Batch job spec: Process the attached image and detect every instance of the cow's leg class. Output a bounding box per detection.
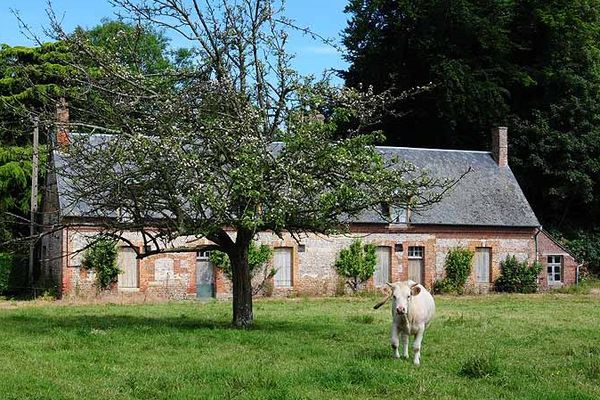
[401,332,409,359]
[413,327,424,366]
[390,323,400,359]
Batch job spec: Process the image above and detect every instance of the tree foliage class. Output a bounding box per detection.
[0,19,177,261]
[81,238,120,290]
[334,240,376,292]
[495,255,542,293]
[48,0,452,327]
[342,0,600,270]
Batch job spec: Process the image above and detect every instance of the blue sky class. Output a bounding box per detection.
[0,0,349,79]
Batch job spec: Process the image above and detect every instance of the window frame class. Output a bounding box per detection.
[408,246,424,259]
[547,255,562,284]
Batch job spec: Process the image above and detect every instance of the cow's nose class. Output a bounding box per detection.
[396,307,406,315]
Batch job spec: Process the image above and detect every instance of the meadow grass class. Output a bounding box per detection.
[0,292,599,399]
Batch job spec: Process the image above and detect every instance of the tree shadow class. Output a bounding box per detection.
[1,311,336,338]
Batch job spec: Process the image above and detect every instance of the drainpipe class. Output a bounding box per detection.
[576,263,583,286]
[534,226,542,262]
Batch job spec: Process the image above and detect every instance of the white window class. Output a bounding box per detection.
[274,248,292,288]
[391,206,407,223]
[547,255,562,284]
[196,250,211,260]
[408,246,424,259]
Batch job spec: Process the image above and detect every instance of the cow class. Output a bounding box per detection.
[374,280,435,365]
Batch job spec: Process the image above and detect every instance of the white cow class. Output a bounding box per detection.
[374,280,435,365]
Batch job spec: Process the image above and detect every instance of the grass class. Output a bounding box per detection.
[0,293,599,399]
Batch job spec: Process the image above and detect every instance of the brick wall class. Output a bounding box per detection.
[537,230,579,289]
[56,224,549,299]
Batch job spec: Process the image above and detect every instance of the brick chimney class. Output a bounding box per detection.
[491,126,508,167]
[56,98,70,148]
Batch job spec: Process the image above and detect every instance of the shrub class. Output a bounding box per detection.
[459,354,500,378]
[209,242,274,295]
[434,247,473,294]
[81,238,120,290]
[495,255,542,293]
[334,240,376,292]
[0,253,12,294]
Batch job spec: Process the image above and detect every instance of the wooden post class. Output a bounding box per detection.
[29,116,39,287]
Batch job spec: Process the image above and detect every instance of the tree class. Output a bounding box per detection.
[334,240,376,292]
[50,0,451,327]
[210,242,274,295]
[0,20,179,249]
[84,19,173,74]
[342,0,600,272]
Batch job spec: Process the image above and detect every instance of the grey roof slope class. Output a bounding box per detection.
[372,147,540,227]
[52,135,539,227]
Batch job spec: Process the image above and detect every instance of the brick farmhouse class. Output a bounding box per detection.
[39,127,580,299]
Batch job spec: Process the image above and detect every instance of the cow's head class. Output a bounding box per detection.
[387,281,421,316]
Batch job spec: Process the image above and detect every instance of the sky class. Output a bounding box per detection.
[0,0,350,79]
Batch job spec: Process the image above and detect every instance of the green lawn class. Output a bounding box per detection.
[0,293,599,399]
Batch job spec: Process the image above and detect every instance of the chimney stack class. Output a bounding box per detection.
[56,98,70,148]
[491,126,508,167]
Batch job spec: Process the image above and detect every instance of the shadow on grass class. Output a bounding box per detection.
[0,312,339,337]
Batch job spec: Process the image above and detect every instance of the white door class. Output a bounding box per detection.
[475,248,491,283]
[274,248,292,288]
[374,246,391,287]
[118,247,139,288]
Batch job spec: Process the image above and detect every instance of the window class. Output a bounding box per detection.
[382,203,407,223]
[196,250,211,260]
[408,246,424,284]
[408,246,424,259]
[547,255,562,284]
[274,248,292,288]
[475,248,491,283]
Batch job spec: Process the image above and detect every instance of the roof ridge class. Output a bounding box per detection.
[375,145,491,154]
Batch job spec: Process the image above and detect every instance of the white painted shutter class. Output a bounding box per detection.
[118,247,139,288]
[475,248,491,283]
[274,248,292,287]
[374,247,391,287]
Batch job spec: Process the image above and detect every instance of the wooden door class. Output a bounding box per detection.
[475,248,491,283]
[118,247,139,288]
[274,248,292,288]
[374,246,391,287]
[408,246,424,284]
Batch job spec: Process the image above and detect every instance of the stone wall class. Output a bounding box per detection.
[54,224,546,299]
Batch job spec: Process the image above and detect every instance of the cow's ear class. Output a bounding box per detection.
[411,284,421,297]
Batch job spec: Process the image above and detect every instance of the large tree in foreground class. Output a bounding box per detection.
[52,0,451,327]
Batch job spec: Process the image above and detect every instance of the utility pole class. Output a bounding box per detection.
[29,116,39,288]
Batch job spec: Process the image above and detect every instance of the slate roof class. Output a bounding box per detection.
[52,135,540,227]
[373,147,539,227]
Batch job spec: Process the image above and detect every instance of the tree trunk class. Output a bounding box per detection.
[229,230,254,328]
